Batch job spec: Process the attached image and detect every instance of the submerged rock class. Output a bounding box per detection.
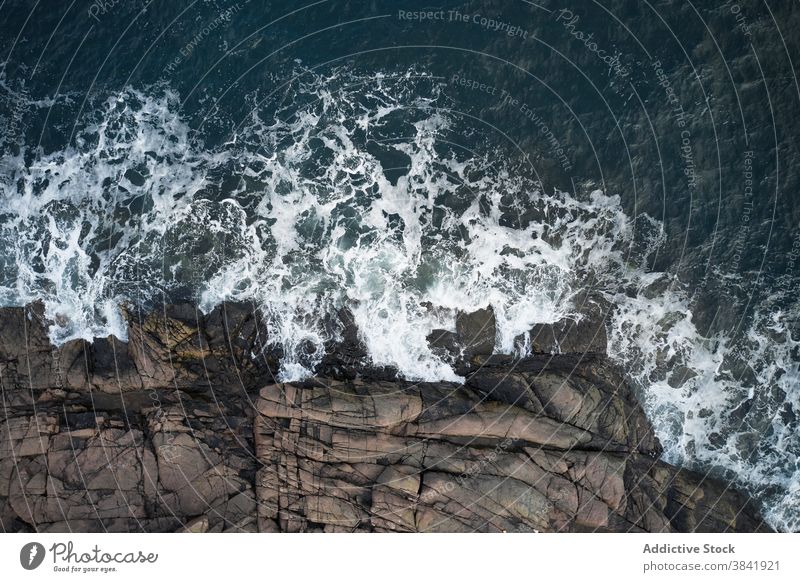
[0,304,771,532]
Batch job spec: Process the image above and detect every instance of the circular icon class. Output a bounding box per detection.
[20,542,46,570]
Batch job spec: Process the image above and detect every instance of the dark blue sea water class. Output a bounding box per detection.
[0,0,798,530]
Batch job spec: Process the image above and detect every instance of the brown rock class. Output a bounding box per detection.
[0,303,772,533]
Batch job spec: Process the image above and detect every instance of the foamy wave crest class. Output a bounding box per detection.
[608,282,800,532]
[195,71,641,381]
[0,72,639,380]
[2,69,796,530]
[0,88,226,343]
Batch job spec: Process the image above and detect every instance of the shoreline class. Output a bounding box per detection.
[0,302,771,532]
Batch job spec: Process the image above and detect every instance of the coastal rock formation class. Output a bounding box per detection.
[0,303,770,532]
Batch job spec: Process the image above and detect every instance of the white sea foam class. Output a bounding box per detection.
[0,69,797,529]
[0,88,215,343]
[193,71,638,381]
[608,283,800,532]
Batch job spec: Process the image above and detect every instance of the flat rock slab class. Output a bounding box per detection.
[0,304,771,533]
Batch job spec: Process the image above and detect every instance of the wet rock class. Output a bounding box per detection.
[90,335,142,392]
[124,303,210,389]
[0,303,771,533]
[426,305,496,363]
[465,369,543,413]
[527,293,609,355]
[0,304,90,394]
[528,318,607,355]
[456,306,496,356]
[425,329,459,360]
[202,301,273,384]
[318,308,371,379]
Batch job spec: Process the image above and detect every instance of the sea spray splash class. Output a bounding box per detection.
[195,71,645,380]
[0,88,220,343]
[1,73,636,379]
[0,69,797,530]
[608,281,800,532]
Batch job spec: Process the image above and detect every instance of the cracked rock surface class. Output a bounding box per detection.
[0,303,770,532]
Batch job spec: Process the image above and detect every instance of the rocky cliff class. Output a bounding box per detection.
[0,302,770,532]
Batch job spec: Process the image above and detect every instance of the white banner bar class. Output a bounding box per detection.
[1,533,797,581]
